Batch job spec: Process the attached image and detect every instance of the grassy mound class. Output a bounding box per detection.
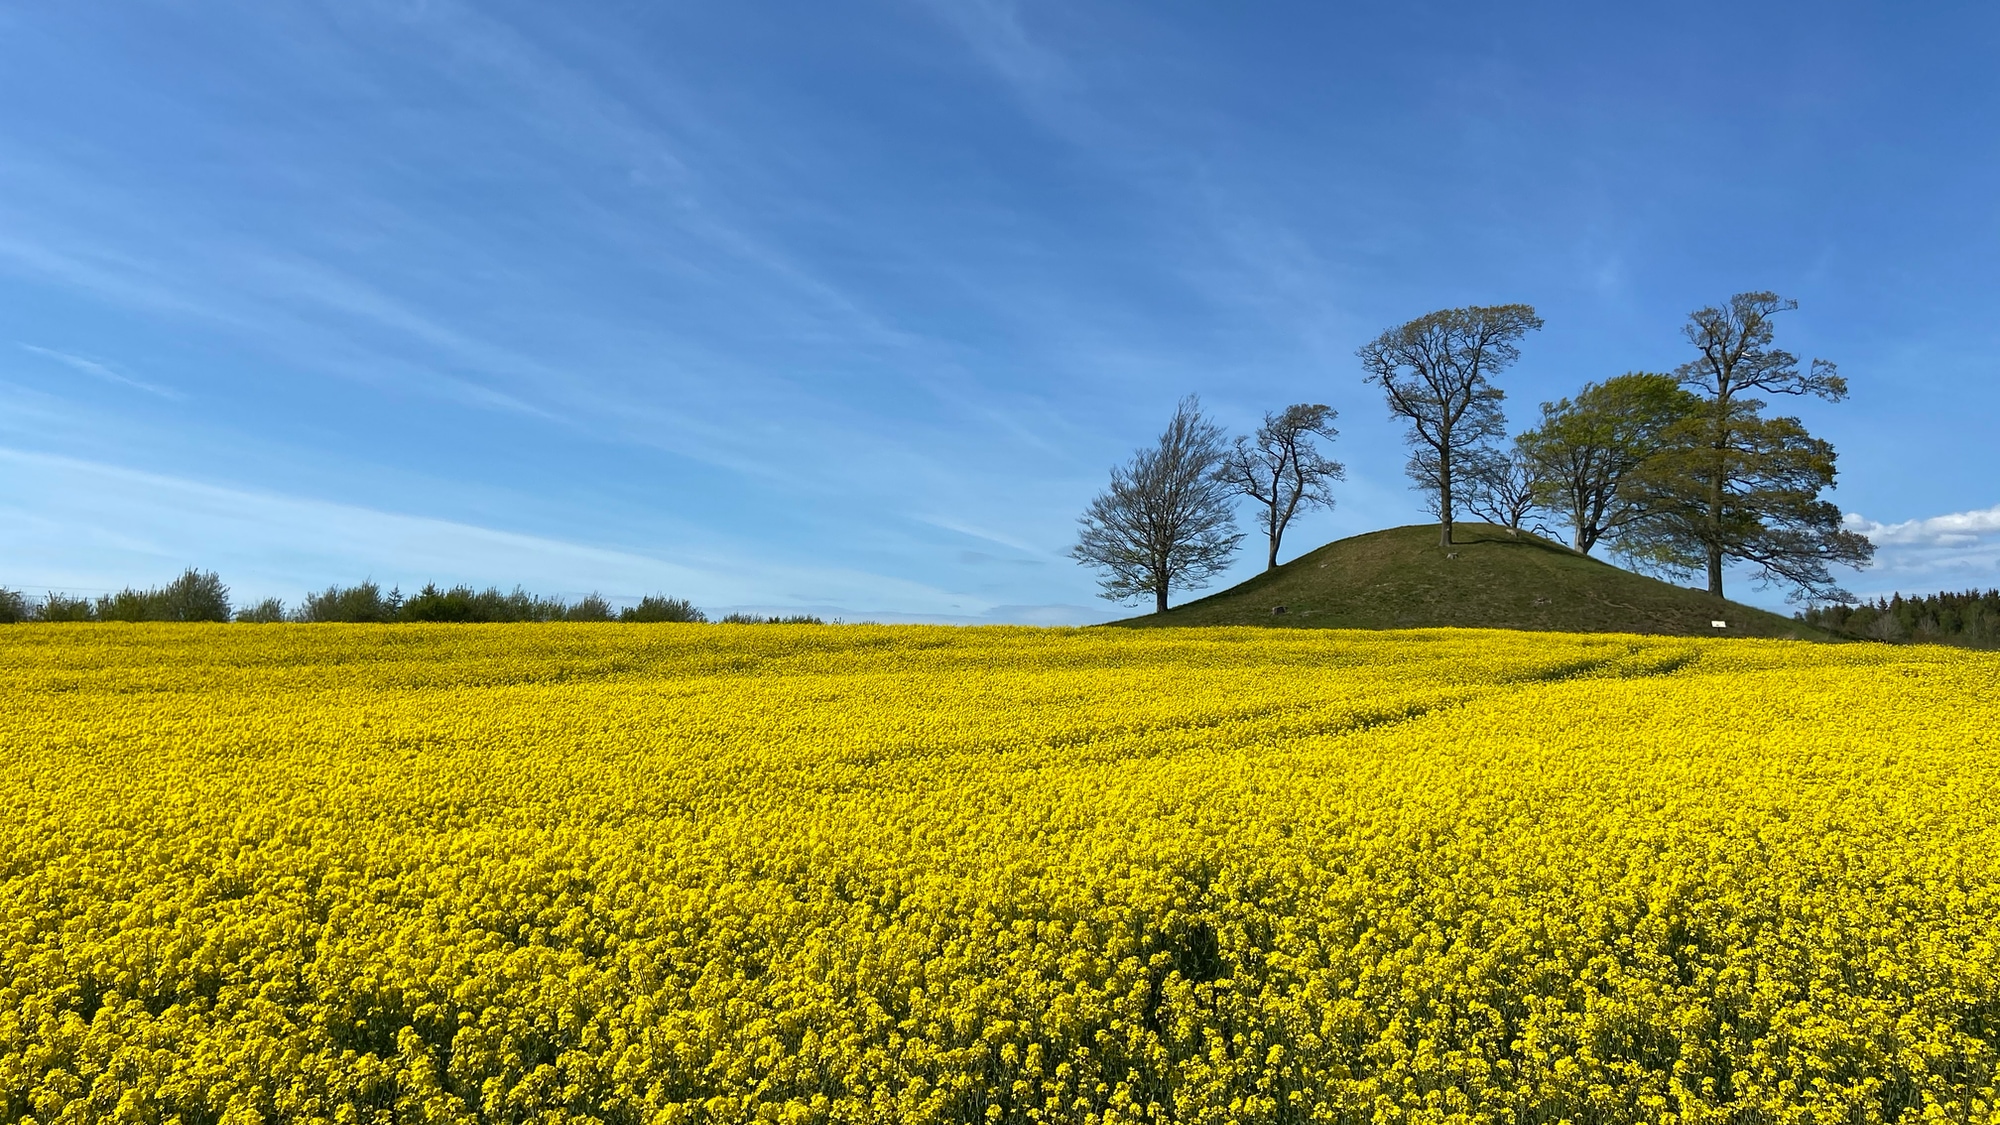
[1115,523,1831,639]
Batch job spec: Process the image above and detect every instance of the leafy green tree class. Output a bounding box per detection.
[0,588,27,624]
[1358,305,1543,546]
[1618,293,1873,600]
[1518,373,1698,555]
[1072,396,1242,613]
[1216,404,1344,571]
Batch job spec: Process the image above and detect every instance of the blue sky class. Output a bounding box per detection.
[3,2,1997,621]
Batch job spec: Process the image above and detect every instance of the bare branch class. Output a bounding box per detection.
[1357,304,1542,546]
[1216,404,1345,571]
[1071,396,1243,613]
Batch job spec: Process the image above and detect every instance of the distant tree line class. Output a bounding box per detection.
[0,571,825,625]
[1796,589,2000,649]
[1072,291,1878,611]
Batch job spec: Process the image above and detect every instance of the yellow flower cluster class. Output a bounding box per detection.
[1,624,1995,1125]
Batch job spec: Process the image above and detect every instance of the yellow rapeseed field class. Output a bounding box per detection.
[1,624,1996,1125]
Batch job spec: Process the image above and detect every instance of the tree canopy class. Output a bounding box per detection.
[1216,404,1345,571]
[1071,396,1243,613]
[1617,293,1873,600]
[1358,304,1543,546]
[1519,373,1698,555]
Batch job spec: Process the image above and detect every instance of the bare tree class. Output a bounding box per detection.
[1071,396,1243,613]
[1461,442,1548,538]
[1217,404,1345,571]
[1358,304,1544,546]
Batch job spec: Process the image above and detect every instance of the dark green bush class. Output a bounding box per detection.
[94,588,161,622]
[235,597,288,623]
[18,575,725,626]
[621,595,706,623]
[718,612,825,625]
[400,583,480,622]
[161,569,231,621]
[565,594,616,622]
[398,584,576,623]
[92,569,230,622]
[36,593,94,622]
[300,581,401,623]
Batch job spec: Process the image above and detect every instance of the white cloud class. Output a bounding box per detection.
[1845,505,2000,547]
[1844,504,2000,591]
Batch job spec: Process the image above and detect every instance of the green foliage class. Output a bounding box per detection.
[35,593,95,622]
[92,569,231,622]
[398,583,483,622]
[1519,372,1699,554]
[564,593,616,622]
[1618,403,1871,602]
[0,589,27,624]
[718,612,825,624]
[1619,292,1873,600]
[1800,589,2000,649]
[29,576,710,626]
[399,584,541,622]
[234,597,289,623]
[93,588,156,622]
[622,595,708,623]
[301,581,402,623]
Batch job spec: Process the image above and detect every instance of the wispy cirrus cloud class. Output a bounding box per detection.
[19,344,181,399]
[0,446,1012,615]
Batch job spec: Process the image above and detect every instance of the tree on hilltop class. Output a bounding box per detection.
[1216,403,1345,571]
[1461,440,1550,539]
[1358,304,1543,546]
[1616,292,1873,601]
[1519,372,1698,555]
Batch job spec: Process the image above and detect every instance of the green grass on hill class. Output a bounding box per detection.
[1112,523,1835,639]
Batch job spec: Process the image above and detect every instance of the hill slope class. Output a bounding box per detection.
[1113,523,1831,639]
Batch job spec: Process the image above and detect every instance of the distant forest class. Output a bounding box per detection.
[1796,589,2000,649]
[0,570,822,625]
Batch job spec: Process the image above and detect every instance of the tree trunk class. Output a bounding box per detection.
[1155,585,1169,614]
[1708,434,1727,598]
[1439,448,1453,546]
[1266,536,1280,571]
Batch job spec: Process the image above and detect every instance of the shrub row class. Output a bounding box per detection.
[0,573,828,625]
[0,570,232,624]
